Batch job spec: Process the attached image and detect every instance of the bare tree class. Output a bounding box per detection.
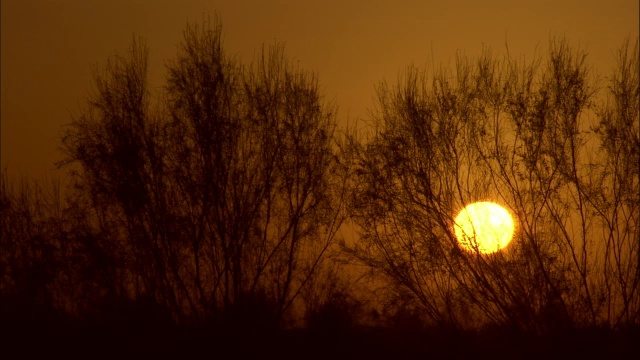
[0,171,106,322]
[59,35,174,315]
[346,37,639,333]
[592,38,639,328]
[59,16,349,327]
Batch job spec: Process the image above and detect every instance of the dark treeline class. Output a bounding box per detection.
[1,16,638,357]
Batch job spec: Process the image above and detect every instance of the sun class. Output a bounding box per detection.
[454,202,515,254]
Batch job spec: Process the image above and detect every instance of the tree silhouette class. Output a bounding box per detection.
[59,16,349,327]
[1,14,638,356]
[346,37,639,333]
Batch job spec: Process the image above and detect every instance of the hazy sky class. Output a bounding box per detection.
[1,0,638,178]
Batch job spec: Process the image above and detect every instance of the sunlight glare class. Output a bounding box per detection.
[454,202,515,254]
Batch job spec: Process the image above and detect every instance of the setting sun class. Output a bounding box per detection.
[454,202,515,254]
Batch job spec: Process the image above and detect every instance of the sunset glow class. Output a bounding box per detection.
[454,202,515,254]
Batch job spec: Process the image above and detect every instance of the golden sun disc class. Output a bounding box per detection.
[454,202,515,254]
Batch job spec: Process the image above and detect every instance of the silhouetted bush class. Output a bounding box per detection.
[306,290,362,331]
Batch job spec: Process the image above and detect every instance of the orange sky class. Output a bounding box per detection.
[1,0,638,179]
